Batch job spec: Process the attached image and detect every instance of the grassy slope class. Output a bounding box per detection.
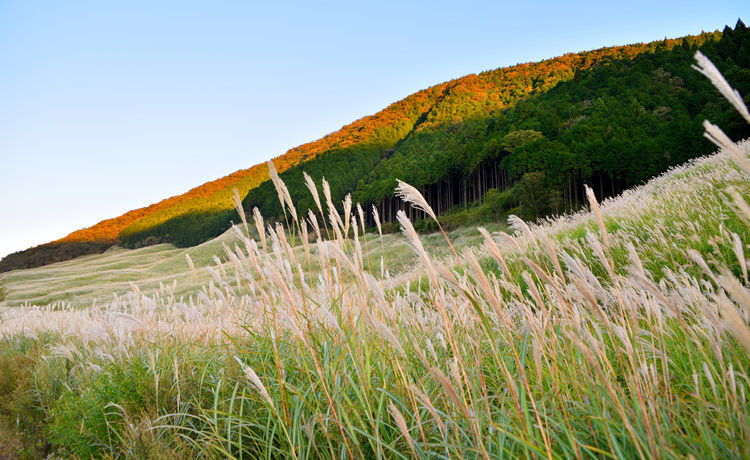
[0,219,504,308]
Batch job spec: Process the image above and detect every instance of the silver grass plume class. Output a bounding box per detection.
[356,203,366,235]
[300,220,310,262]
[303,171,324,218]
[702,120,750,176]
[322,177,333,211]
[372,204,382,237]
[693,51,750,123]
[717,293,750,354]
[322,177,344,231]
[267,161,297,222]
[585,185,609,248]
[307,209,321,240]
[267,161,286,213]
[395,179,437,221]
[234,356,275,407]
[694,52,750,178]
[252,207,267,253]
[343,193,352,237]
[232,188,248,230]
[388,402,417,457]
[397,210,438,289]
[185,254,197,281]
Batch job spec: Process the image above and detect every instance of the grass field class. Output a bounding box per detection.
[0,217,503,310]
[1,52,749,459]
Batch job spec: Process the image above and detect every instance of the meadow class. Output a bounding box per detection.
[1,52,750,459]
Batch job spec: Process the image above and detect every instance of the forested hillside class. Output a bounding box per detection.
[245,22,750,228]
[2,21,748,272]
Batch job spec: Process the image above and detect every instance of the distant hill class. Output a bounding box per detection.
[2,20,749,272]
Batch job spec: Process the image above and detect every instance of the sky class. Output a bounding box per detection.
[1,1,748,259]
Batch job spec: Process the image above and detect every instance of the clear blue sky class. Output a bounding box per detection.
[1,0,747,259]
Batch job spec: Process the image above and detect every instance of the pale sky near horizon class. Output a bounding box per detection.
[1,0,748,259]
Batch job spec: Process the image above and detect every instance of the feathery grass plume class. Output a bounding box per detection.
[252,207,267,253]
[396,180,437,221]
[368,316,406,357]
[464,249,510,327]
[727,187,750,227]
[274,222,297,266]
[267,161,298,222]
[307,209,321,241]
[693,50,750,123]
[300,220,310,263]
[343,193,352,238]
[232,188,249,234]
[396,179,460,260]
[731,232,748,286]
[410,384,448,443]
[185,254,197,281]
[397,210,438,289]
[351,218,363,269]
[497,229,523,254]
[372,204,382,237]
[322,177,333,211]
[429,366,470,418]
[267,161,286,214]
[234,357,274,407]
[702,120,750,176]
[356,203,365,235]
[687,248,719,285]
[388,401,417,457]
[585,185,609,248]
[718,268,750,320]
[323,241,359,283]
[321,177,345,235]
[303,171,324,218]
[478,227,512,279]
[507,214,535,246]
[328,206,344,244]
[357,202,372,271]
[717,294,750,354]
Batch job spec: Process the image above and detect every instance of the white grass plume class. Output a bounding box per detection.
[267,161,298,222]
[397,210,438,289]
[234,356,275,407]
[703,121,750,176]
[253,207,267,253]
[693,51,750,123]
[396,179,437,221]
[372,204,383,237]
[585,185,609,248]
[185,254,197,281]
[307,209,321,241]
[388,401,417,457]
[343,193,352,238]
[267,161,286,214]
[356,203,365,236]
[232,189,248,230]
[303,172,324,218]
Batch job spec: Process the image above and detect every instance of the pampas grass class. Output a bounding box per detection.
[693,50,750,123]
[1,50,750,460]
